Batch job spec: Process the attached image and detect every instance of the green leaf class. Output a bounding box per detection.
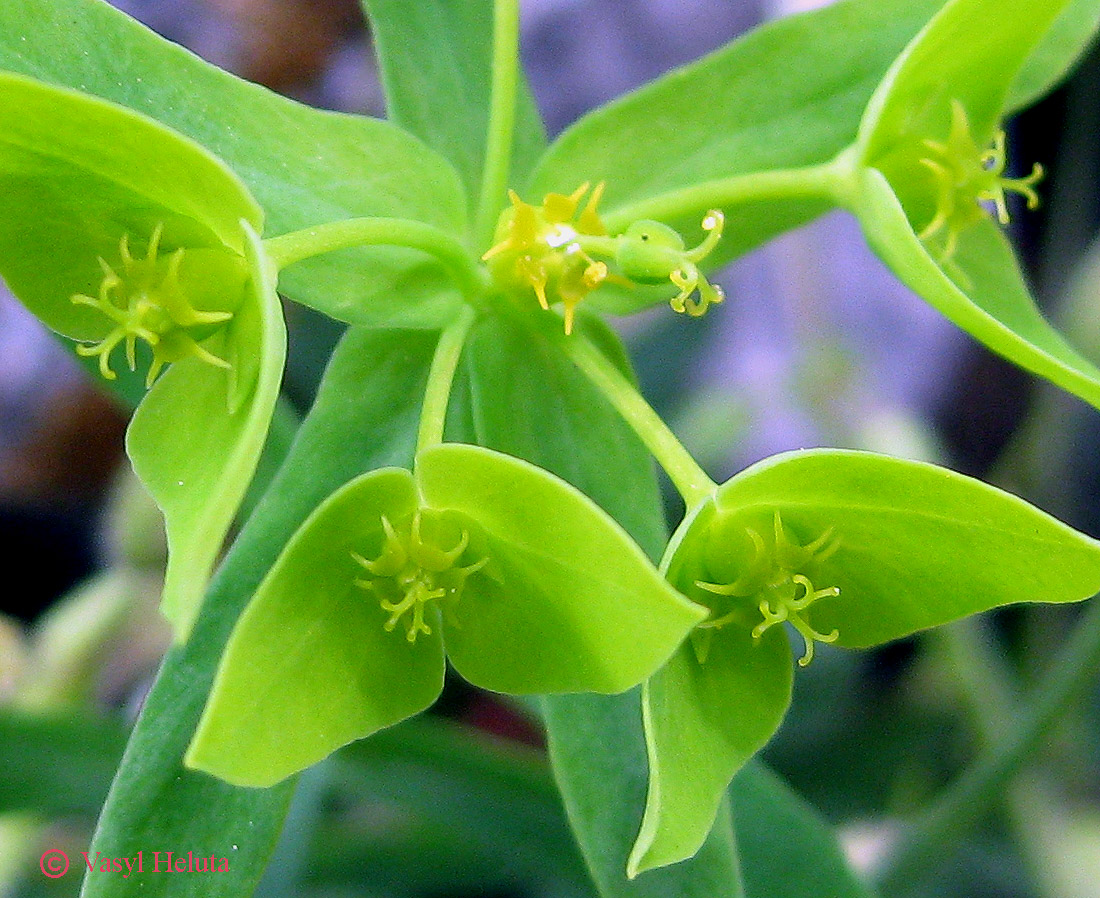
[0,73,286,639]
[461,310,742,895]
[634,445,1100,875]
[417,442,705,694]
[328,717,594,896]
[630,500,793,876]
[705,449,1100,648]
[362,0,546,207]
[0,0,469,328]
[858,0,1071,161]
[128,223,287,639]
[187,468,446,788]
[732,763,876,898]
[0,71,260,341]
[634,635,790,877]
[543,692,745,898]
[82,328,437,898]
[847,0,1100,413]
[191,412,700,787]
[463,310,668,558]
[853,168,1100,411]
[1007,0,1100,111]
[0,709,128,816]
[529,0,942,265]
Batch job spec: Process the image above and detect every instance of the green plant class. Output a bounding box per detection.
[2,0,1100,895]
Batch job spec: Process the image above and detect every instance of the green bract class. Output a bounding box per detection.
[848,0,1100,412]
[630,450,1100,875]
[0,72,286,641]
[187,443,705,787]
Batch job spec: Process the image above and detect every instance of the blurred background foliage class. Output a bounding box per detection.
[2,1,1100,896]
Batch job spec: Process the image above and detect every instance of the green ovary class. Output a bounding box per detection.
[352,512,488,643]
[71,224,244,386]
[695,511,840,667]
[482,182,725,332]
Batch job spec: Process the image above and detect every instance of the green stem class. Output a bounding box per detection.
[936,619,1017,738]
[264,218,485,297]
[417,307,477,454]
[602,159,849,233]
[934,620,1063,898]
[475,0,520,248]
[560,333,717,507]
[874,597,1100,894]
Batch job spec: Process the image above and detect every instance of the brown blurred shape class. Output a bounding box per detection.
[209,0,363,91]
[0,384,127,505]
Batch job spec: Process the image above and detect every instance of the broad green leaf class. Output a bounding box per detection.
[362,0,547,208]
[529,0,942,270]
[417,443,705,694]
[635,634,790,877]
[1007,0,1100,111]
[192,430,700,787]
[0,71,260,342]
[859,0,1070,164]
[463,310,667,551]
[0,73,286,639]
[461,310,742,895]
[732,763,876,898]
[630,500,792,877]
[0,0,469,329]
[705,449,1100,648]
[128,223,286,639]
[0,709,127,816]
[187,468,445,788]
[327,717,593,896]
[635,445,1100,875]
[853,0,1070,248]
[854,168,1100,411]
[543,692,745,898]
[82,328,437,898]
[849,0,1100,416]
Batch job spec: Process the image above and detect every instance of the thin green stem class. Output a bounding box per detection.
[874,597,1100,894]
[936,619,1018,738]
[934,620,1063,898]
[475,0,520,248]
[602,158,851,234]
[560,333,717,507]
[264,218,486,297]
[417,306,476,454]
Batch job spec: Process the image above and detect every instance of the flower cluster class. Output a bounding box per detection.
[71,224,242,386]
[694,510,841,666]
[352,511,488,643]
[917,99,1043,261]
[483,182,725,332]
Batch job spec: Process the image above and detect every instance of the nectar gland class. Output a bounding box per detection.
[352,511,488,643]
[482,182,725,333]
[694,510,840,667]
[71,224,237,387]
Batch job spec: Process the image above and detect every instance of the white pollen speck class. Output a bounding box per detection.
[545,224,578,248]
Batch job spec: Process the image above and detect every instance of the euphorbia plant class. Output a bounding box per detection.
[2,0,1100,895]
